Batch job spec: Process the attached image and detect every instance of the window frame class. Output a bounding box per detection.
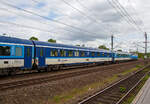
[81,51,85,57]
[75,50,79,57]
[50,49,58,57]
[0,46,11,56]
[91,52,95,57]
[15,47,23,56]
[97,52,100,57]
[68,50,73,57]
[60,49,66,57]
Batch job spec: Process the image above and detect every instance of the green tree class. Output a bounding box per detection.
[29,36,38,41]
[98,45,109,50]
[82,44,85,47]
[76,45,80,46]
[48,39,56,43]
[2,33,7,36]
[117,49,122,52]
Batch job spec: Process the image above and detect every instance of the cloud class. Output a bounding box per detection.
[0,0,149,52]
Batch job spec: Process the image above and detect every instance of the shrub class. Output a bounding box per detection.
[119,86,126,93]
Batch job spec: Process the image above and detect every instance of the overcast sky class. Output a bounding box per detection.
[0,0,149,52]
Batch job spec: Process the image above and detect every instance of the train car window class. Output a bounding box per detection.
[27,48,30,57]
[60,50,63,57]
[102,53,105,56]
[81,51,85,57]
[64,50,66,56]
[92,52,95,57]
[15,47,22,56]
[75,51,79,56]
[117,54,120,57]
[40,48,43,57]
[87,52,90,56]
[51,50,55,56]
[50,49,58,56]
[107,53,110,57]
[0,46,11,56]
[97,52,100,57]
[60,50,66,57]
[68,50,73,57]
[54,50,58,56]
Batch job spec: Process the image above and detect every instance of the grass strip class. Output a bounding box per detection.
[49,65,146,104]
[122,71,150,104]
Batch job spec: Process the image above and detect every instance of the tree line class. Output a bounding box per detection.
[29,36,56,43]
[29,36,123,51]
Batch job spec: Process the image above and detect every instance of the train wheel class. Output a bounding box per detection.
[8,68,17,76]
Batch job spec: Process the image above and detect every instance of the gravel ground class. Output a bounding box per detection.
[0,60,147,104]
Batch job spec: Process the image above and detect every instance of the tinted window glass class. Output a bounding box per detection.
[81,51,85,57]
[97,52,100,56]
[92,52,95,57]
[0,46,11,56]
[102,53,105,56]
[54,50,58,56]
[51,49,58,56]
[15,47,22,56]
[75,51,79,56]
[68,50,73,57]
[60,50,66,57]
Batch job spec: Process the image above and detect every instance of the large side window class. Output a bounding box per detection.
[60,49,66,57]
[68,50,73,57]
[51,50,54,56]
[51,49,58,57]
[15,47,22,56]
[0,46,11,56]
[97,52,100,57]
[102,52,105,56]
[81,51,85,57]
[91,52,95,57]
[75,51,79,57]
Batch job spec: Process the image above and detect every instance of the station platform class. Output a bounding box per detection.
[132,77,150,104]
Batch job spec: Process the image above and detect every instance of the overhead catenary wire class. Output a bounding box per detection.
[61,0,110,34]
[112,0,144,33]
[0,0,103,37]
[0,7,59,31]
[61,0,98,22]
[76,0,142,36]
[107,0,134,26]
[75,0,113,34]
[128,0,145,30]
[30,0,110,35]
[30,0,39,3]
[0,7,90,35]
[114,0,144,32]
[106,0,144,33]
[0,21,60,34]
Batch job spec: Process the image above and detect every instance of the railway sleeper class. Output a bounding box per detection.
[100,95,121,101]
[93,98,116,104]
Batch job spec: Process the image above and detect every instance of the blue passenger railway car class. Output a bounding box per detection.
[0,36,138,75]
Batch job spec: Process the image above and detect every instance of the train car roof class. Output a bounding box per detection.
[0,36,33,46]
[33,40,112,52]
[0,36,131,54]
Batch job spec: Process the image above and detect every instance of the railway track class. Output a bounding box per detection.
[78,64,150,104]
[0,60,145,91]
[0,60,143,77]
